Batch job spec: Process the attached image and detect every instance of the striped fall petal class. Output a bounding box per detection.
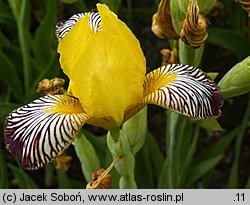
[4,95,89,170]
[143,64,223,120]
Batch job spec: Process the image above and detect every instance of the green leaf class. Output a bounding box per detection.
[74,131,100,182]
[2,45,23,76]
[0,50,23,101]
[228,95,250,188]
[165,112,181,188]
[185,155,223,187]
[195,118,223,131]
[219,56,250,99]
[146,131,164,177]
[18,0,31,94]
[135,144,154,188]
[56,168,71,188]
[159,112,193,188]
[207,28,250,60]
[178,126,200,188]
[198,0,217,14]
[195,129,237,188]
[83,130,107,167]
[8,0,20,20]
[170,0,186,34]
[33,0,56,68]
[158,159,169,188]
[194,128,237,164]
[9,164,38,188]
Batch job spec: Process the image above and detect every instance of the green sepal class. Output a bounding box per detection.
[74,131,101,182]
[122,106,147,155]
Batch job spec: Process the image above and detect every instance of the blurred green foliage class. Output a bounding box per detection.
[0,0,250,189]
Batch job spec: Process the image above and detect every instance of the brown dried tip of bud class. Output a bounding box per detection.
[55,152,72,171]
[86,156,121,189]
[152,0,179,39]
[235,0,250,22]
[37,77,65,96]
[160,41,179,65]
[180,0,208,48]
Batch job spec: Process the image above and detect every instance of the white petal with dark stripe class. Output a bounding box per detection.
[55,11,102,40]
[143,64,223,120]
[4,95,89,170]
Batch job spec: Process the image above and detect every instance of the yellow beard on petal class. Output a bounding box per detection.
[58,4,146,128]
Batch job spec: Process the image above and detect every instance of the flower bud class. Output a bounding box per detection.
[152,0,179,39]
[88,168,112,189]
[160,41,179,65]
[37,77,65,96]
[219,56,250,99]
[180,0,208,47]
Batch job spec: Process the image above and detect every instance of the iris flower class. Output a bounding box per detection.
[4,4,223,170]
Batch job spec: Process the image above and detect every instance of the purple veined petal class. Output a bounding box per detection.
[143,64,223,120]
[4,95,89,170]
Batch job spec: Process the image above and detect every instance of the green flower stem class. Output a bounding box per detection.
[107,128,137,188]
[179,39,204,66]
[107,107,147,188]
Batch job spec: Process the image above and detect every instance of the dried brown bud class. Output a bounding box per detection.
[37,77,65,96]
[55,152,72,171]
[87,168,112,189]
[160,41,179,65]
[86,156,121,189]
[235,0,250,26]
[236,0,250,14]
[152,0,179,39]
[180,0,208,47]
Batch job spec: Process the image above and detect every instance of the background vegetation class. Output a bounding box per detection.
[0,0,250,188]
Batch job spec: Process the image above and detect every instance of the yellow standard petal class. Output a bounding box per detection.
[58,4,146,128]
